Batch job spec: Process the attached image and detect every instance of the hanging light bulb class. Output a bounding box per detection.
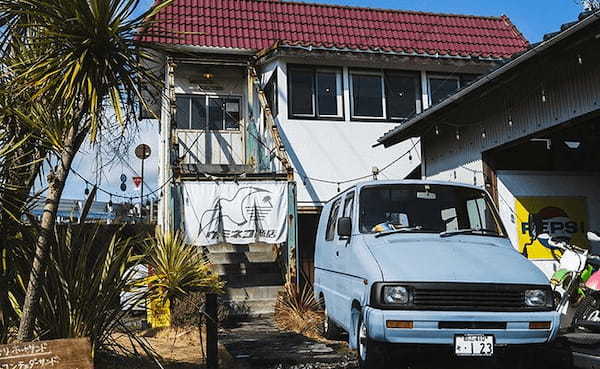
[455,128,460,141]
[481,127,487,139]
[408,150,413,161]
[435,125,440,135]
[578,54,583,65]
[453,170,457,180]
[337,183,341,193]
[84,184,90,196]
[508,114,513,128]
[541,89,547,103]
[474,174,477,185]
[108,195,113,207]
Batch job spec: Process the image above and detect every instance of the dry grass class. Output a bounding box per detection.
[274,283,324,340]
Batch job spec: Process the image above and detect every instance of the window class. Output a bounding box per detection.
[176,95,241,130]
[343,193,355,220]
[264,71,278,118]
[428,76,460,106]
[325,198,342,241]
[288,66,343,119]
[359,184,505,236]
[351,72,385,119]
[385,72,422,120]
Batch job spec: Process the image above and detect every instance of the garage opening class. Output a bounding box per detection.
[483,115,600,276]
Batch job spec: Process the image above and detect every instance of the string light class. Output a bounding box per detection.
[508,114,513,128]
[108,195,113,207]
[408,150,413,161]
[481,127,487,139]
[84,184,90,196]
[435,125,440,135]
[578,54,583,65]
[455,128,460,141]
[541,89,547,103]
[337,183,341,193]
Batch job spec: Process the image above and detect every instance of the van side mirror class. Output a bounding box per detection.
[337,217,352,238]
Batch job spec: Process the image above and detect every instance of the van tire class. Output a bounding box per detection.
[357,313,387,369]
[321,302,342,340]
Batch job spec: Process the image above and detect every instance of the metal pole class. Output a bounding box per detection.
[141,157,145,221]
[206,293,218,369]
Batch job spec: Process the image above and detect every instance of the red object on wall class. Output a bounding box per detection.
[141,0,528,59]
[133,176,142,190]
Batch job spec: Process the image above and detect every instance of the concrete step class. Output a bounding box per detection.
[220,297,279,316]
[207,251,276,264]
[203,243,277,254]
[223,273,284,288]
[225,285,283,300]
[210,262,280,276]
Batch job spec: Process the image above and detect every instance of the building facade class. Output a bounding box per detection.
[141,0,528,313]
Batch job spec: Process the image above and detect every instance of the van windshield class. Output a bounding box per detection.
[359,184,505,237]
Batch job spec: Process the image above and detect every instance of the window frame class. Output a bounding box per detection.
[427,74,461,106]
[349,70,387,121]
[175,94,242,132]
[384,70,423,121]
[287,65,344,120]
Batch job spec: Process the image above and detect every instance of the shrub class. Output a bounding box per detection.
[274,283,323,339]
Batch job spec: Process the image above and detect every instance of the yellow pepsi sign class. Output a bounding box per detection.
[515,197,588,259]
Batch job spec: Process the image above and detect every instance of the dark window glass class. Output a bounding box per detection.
[208,98,225,130]
[359,184,505,236]
[316,72,338,116]
[325,199,342,241]
[386,73,420,120]
[429,77,460,105]
[224,99,240,130]
[352,74,383,118]
[289,69,314,116]
[175,96,190,129]
[190,97,206,130]
[264,72,278,117]
[343,193,355,221]
[461,74,479,87]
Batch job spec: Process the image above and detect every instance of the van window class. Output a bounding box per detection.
[325,198,342,241]
[343,193,354,220]
[359,184,505,236]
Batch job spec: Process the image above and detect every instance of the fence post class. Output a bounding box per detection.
[206,293,218,369]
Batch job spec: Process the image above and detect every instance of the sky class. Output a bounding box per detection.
[63,0,586,202]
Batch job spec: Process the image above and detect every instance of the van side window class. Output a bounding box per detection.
[343,193,354,220]
[325,199,342,241]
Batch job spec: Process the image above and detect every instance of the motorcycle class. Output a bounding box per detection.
[571,232,600,332]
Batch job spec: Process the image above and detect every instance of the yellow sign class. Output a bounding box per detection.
[147,295,171,328]
[515,197,588,259]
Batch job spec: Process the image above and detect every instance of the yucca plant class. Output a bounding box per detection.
[13,225,149,351]
[145,229,224,310]
[274,283,324,339]
[0,0,171,340]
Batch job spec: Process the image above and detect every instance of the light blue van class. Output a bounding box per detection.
[313,180,560,368]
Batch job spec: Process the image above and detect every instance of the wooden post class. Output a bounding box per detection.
[205,293,218,369]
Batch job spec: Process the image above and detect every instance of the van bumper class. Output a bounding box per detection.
[364,306,560,345]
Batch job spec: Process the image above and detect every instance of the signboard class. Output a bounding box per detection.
[182,181,288,246]
[515,197,588,259]
[0,338,92,369]
[147,296,171,328]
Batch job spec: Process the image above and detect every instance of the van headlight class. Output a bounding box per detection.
[383,286,411,305]
[524,289,549,307]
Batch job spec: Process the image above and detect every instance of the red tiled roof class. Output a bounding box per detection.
[142,0,529,59]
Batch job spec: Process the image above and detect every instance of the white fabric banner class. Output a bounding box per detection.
[182,181,288,246]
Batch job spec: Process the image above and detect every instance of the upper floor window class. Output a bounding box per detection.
[351,72,385,119]
[264,71,278,118]
[385,71,422,120]
[288,66,343,119]
[428,75,460,106]
[176,95,241,131]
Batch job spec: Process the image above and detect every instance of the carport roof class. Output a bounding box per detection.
[376,10,600,148]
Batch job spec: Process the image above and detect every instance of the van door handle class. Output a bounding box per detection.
[336,251,339,257]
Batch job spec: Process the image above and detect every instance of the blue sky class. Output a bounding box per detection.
[63,0,585,202]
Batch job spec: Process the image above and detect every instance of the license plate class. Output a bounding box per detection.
[454,334,494,357]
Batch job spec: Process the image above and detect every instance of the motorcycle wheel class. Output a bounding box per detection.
[572,295,600,329]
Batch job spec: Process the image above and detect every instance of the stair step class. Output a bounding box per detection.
[203,243,277,254]
[207,252,277,264]
[211,262,280,276]
[220,297,279,316]
[222,273,283,287]
[225,286,283,300]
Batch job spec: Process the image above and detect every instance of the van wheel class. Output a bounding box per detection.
[321,302,342,340]
[357,313,387,369]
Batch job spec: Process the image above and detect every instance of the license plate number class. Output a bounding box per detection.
[454,335,494,356]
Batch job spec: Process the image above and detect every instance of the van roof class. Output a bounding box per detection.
[325,179,485,204]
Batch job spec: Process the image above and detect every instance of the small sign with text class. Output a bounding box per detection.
[0,337,93,369]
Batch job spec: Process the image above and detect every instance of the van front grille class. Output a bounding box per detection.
[413,287,525,311]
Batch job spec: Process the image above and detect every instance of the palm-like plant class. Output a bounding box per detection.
[0,0,171,341]
[145,229,224,309]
